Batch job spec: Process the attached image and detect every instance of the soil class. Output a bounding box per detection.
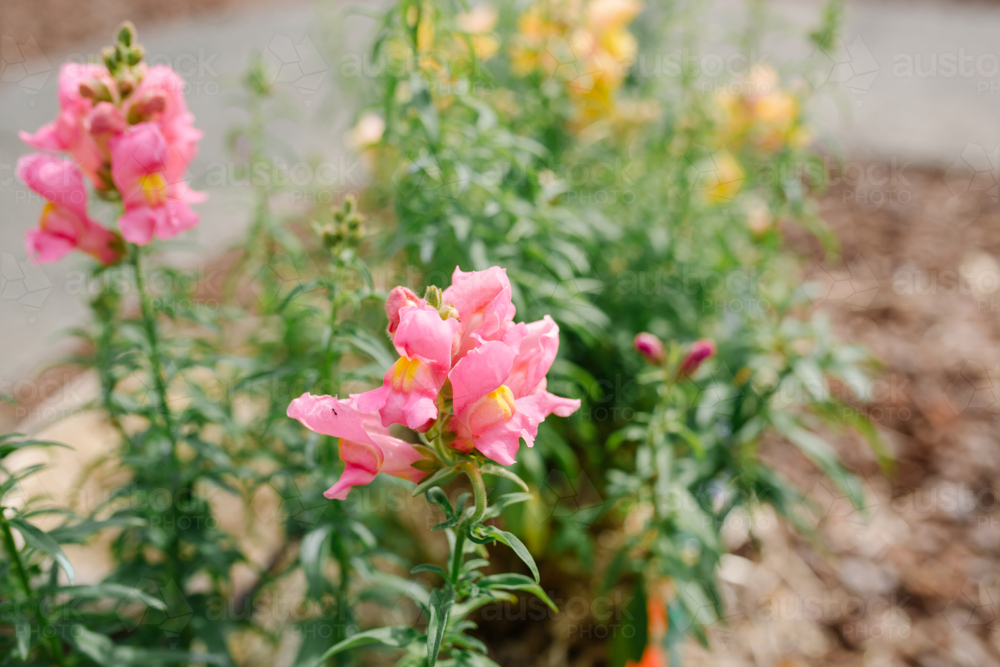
[677,168,1000,666]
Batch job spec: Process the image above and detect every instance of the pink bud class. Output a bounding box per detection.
[385,286,423,334]
[634,332,665,365]
[678,339,716,378]
[88,102,126,136]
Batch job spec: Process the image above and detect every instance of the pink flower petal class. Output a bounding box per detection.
[16,153,88,217]
[506,315,561,399]
[449,339,516,419]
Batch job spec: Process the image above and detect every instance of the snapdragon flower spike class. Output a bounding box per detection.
[442,266,520,361]
[17,154,122,265]
[109,123,205,245]
[449,317,580,465]
[357,303,461,431]
[18,63,115,189]
[287,394,425,500]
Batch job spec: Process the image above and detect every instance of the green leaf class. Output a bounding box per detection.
[70,625,228,666]
[48,515,146,544]
[53,584,166,610]
[414,467,459,497]
[300,525,334,596]
[468,525,539,583]
[365,570,430,609]
[426,585,455,667]
[16,622,29,660]
[483,492,533,519]
[480,464,529,492]
[308,626,422,667]
[478,573,557,612]
[772,413,865,511]
[0,437,70,460]
[412,564,449,579]
[610,582,647,667]
[10,518,74,583]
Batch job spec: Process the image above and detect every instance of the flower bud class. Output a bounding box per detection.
[423,285,443,309]
[101,46,118,73]
[79,79,113,103]
[117,21,136,47]
[634,332,665,365]
[89,102,126,136]
[386,286,422,334]
[678,339,716,378]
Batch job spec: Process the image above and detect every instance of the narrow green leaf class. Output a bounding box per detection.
[414,467,459,497]
[16,622,29,660]
[308,626,421,667]
[300,525,334,596]
[772,414,865,511]
[412,564,449,579]
[427,585,455,667]
[480,464,529,492]
[478,573,557,612]
[53,584,166,610]
[469,526,539,583]
[10,518,74,583]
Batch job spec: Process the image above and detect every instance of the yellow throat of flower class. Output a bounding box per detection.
[390,356,422,392]
[38,202,57,229]
[139,172,168,207]
[486,385,516,419]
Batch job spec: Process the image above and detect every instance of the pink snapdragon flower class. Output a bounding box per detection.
[287,394,425,500]
[449,317,580,465]
[19,38,204,264]
[18,63,115,189]
[109,123,205,245]
[17,153,122,265]
[288,266,580,499]
[356,303,461,431]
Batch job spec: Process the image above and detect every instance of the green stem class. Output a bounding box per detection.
[448,525,466,584]
[131,245,189,591]
[459,462,487,526]
[130,245,177,448]
[0,510,65,665]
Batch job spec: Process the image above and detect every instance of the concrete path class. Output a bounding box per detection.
[2,0,1000,396]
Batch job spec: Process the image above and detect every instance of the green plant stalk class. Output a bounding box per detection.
[130,244,191,593]
[94,281,132,448]
[459,461,487,526]
[0,510,65,666]
[131,245,177,449]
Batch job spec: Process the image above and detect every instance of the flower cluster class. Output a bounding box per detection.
[713,64,810,153]
[512,0,643,127]
[17,23,203,265]
[288,267,581,499]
